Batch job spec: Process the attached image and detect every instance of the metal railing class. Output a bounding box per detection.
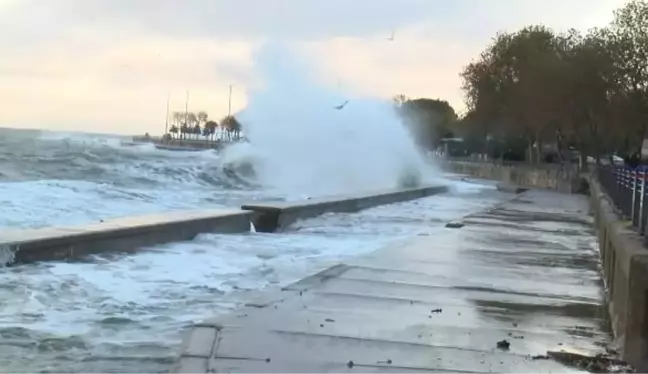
[598,165,648,236]
[444,156,580,172]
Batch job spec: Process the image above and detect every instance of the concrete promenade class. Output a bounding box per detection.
[176,189,612,373]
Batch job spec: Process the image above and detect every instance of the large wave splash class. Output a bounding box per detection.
[223,42,439,197]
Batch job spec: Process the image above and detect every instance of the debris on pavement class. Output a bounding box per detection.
[496,340,511,350]
[445,222,465,229]
[547,350,634,373]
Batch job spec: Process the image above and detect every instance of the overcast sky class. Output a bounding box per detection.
[0,0,626,135]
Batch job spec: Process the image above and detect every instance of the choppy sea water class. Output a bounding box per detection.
[0,128,507,372]
[0,129,273,229]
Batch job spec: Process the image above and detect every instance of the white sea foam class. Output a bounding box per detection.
[222,42,440,197]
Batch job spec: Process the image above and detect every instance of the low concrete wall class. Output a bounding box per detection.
[444,161,581,193]
[242,185,449,232]
[0,209,252,265]
[590,176,648,371]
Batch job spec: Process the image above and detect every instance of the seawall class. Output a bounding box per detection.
[1,185,449,264]
[590,176,648,371]
[0,209,252,264]
[242,185,449,232]
[444,160,581,193]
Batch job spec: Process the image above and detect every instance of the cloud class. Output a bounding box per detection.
[0,28,259,133]
[0,0,629,134]
[7,0,440,40]
[299,0,627,113]
[298,32,471,112]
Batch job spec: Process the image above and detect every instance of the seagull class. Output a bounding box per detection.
[334,100,349,110]
[386,29,395,42]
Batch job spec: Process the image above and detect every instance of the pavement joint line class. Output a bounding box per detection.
[257,328,533,357]
[205,330,222,373]
[282,263,352,291]
[351,362,480,373]
[318,277,600,302]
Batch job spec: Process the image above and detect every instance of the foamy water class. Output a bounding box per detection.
[0,181,506,373]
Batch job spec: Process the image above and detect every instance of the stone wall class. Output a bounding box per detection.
[590,176,648,371]
[444,161,582,193]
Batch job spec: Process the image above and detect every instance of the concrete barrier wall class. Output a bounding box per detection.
[0,209,252,265]
[242,185,449,232]
[590,177,648,371]
[444,161,580,193]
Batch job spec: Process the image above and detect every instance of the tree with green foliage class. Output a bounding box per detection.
[458,0,648,165]
[608,0,648,153]
[395,97,458,150]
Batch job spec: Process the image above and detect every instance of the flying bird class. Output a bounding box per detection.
[334,100,349,110]
[386,30,395,42]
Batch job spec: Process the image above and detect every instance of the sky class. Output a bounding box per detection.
[0,0,627,135]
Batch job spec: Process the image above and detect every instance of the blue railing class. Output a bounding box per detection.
[598,165,648,236]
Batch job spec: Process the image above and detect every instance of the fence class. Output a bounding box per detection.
[444,156,581,172]
[598,165,648,236]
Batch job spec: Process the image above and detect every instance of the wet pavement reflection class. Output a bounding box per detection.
[187,189,614,373]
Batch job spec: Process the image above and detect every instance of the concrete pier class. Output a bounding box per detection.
[175,190,610,373]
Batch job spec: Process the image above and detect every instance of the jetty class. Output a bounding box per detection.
[129,135,230,151]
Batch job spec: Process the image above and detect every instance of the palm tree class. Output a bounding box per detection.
[193,125,201,139]
[204,120,218,141]
[221,115,242,141]
[186,112,198,139]
[202,126,211,139]
[195,112,208,140]
[197,111,208,127]
[171,112,183,139]
[230,117,242,140]
[220,116,231,141]
[169,124,179,139]
[180,121,190,139]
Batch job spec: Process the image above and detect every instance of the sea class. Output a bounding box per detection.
[0,127,505,373]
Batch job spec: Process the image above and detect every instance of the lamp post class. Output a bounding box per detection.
[228,84,233,117]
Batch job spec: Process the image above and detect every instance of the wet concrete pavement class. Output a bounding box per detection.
[177,189,609,373]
